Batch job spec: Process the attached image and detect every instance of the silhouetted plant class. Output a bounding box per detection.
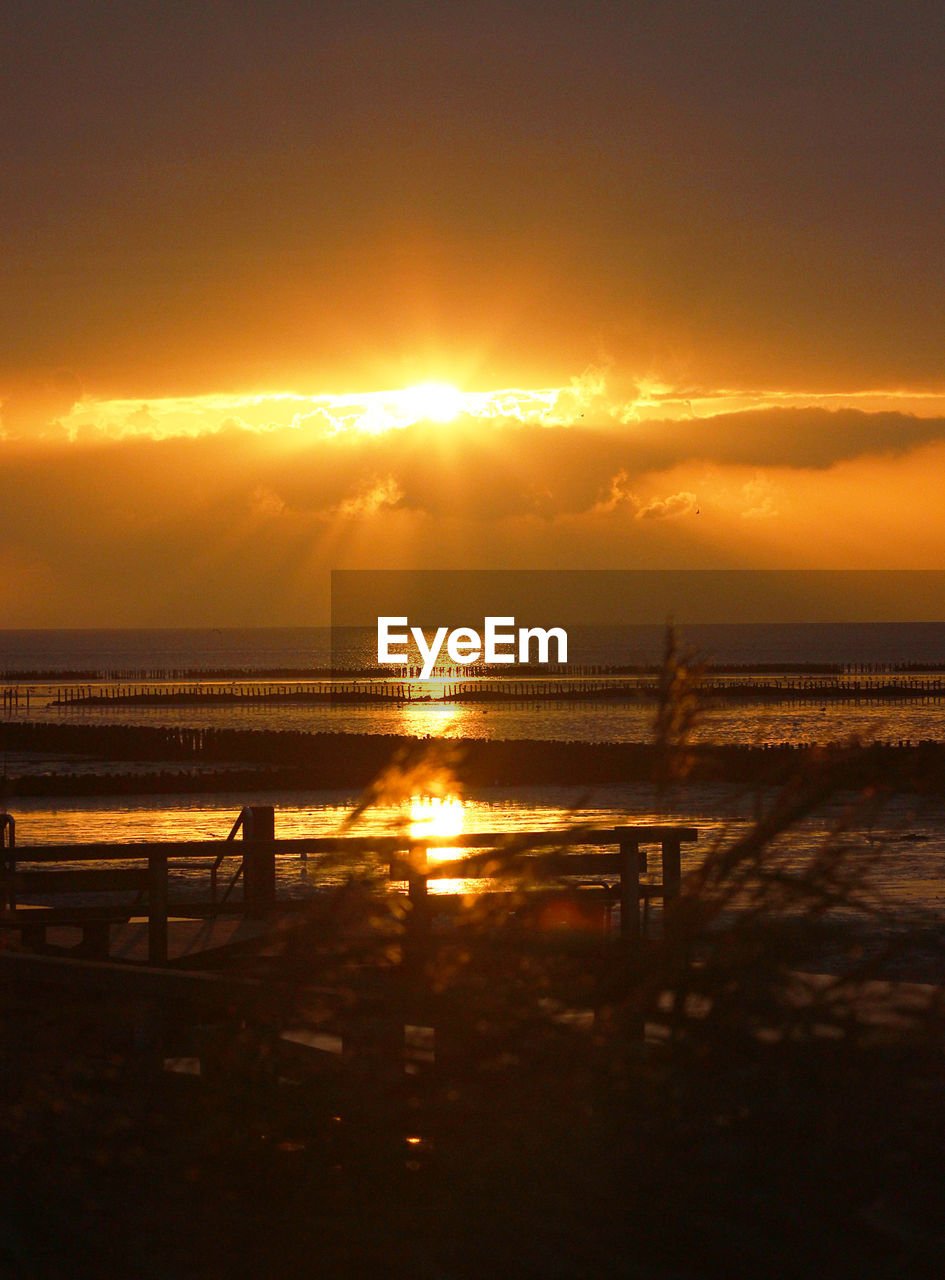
[652,620,705,798]
[7,628,945,1279]
[636,628,945,1054]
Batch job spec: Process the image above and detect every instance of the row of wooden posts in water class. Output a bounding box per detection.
[19,674,945,707]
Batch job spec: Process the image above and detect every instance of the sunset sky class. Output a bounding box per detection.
[3,0,944,625]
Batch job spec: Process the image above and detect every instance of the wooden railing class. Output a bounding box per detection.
[384,824,697,942]
[0,807,277,965]
[0,810,698,966]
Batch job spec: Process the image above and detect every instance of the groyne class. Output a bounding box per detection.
[2,721,944,796]
[18,672,945,709]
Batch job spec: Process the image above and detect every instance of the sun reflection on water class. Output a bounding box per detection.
[395,695,469,736]
[409,794,465,845]
[408,793,470,891]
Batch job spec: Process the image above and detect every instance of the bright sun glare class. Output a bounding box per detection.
[396,381,465,423]
[409,794,466,846]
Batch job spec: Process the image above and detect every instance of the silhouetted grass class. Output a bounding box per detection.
[2,627,945,1277]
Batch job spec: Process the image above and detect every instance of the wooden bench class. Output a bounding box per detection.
[1,902,142,957]
[1,860,167,961]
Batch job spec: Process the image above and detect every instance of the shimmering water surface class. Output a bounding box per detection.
[9,783,945,920]
[3,626,945,921]
[5,693,944,746]
[4,624,945,746]
[5,622,945,674]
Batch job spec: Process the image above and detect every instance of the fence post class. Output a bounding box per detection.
[617,830,642,942]
[148,850,168,965]
[661,833,682,902]
[1,813,15,910]
[404,844,431,979]
[243,805,276,918]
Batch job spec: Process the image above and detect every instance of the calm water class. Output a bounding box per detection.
[8,782,945,921]
[4,624,945,746]
[4,693,945,747]
[4,622,945,674]
[3,627,945,920]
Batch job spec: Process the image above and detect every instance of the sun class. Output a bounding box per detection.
[397,381,465,423]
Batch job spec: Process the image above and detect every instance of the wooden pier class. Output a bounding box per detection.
[0,805,280,964]
[0,808,697,967]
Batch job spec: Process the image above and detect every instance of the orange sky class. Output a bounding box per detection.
[2,2,944,625]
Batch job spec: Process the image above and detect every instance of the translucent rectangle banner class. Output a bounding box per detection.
[329,569,945,680]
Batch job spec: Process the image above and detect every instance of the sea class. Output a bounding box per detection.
[2,624,945,921]
[3,623,945,748]
[5,621,945,674]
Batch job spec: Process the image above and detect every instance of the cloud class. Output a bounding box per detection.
[603,407,945,474]
[591,472,699,521]
[2,411,945,624]
[5,406,945,533]
[337,476,404,518]
[66,386,945,471]
[249,486,287,519]
[740,476,779,519]
[636,491,698,521]
[549,364,643,423]
[592,469,636,513]
[0,370,83,439]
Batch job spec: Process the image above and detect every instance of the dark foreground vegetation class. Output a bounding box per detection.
[2,946,944,1278]
[3,779,945,1279]
[2,636,944,1277]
